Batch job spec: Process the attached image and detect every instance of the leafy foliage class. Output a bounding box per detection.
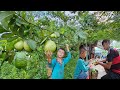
[0,11,120,79]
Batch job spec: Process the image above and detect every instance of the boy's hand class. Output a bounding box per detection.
[88,59,92,63]
[88,63,94,69]
[66,44,69,52]
[94,61,99,66]
[45,50,52,63]
[87,59,93,65]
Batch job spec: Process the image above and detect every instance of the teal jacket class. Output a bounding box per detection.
[48,52,71,79]
[74,58,89,79]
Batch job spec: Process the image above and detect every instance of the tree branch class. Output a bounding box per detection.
[17,14,43,30]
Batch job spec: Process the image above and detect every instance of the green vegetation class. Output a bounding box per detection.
[0,11,120,79]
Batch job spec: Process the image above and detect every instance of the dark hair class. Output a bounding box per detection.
[58,48,65,52]
[102,39,110,45]
[79,45,86,53]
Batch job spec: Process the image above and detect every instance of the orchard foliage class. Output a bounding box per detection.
[0,11,120,79]
[0,11,120,47]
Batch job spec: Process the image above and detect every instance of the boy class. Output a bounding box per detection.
[45,44,71,79]
[74,45,91,79]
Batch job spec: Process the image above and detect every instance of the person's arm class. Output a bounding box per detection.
[63,52,71,65]
[74,60,81,79]
[63,44,72,65]
[99,59,107,62]
[45,50,56,68]
[85,61,89,66]
[97,50,114,69]
[85,59,93,66]
[45,50,52,63]
[74,59,89,79]
[97,61,112,69]
[79,59,89,71]
[48,59,56,68]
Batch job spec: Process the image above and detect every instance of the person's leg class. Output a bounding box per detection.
[109,71,120,79]
[78,71,88,79]
[101,72,112,79]
[86,71,89,79]
[101,71,120,79]
[105,69,109,74]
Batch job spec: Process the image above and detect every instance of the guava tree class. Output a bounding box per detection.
[0,11,120,79]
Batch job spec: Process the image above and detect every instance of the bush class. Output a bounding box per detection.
[64,51,79,79]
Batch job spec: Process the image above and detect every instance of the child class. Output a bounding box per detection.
[74,45,91,79]
[45,44,71,79]
[90,47,95,59]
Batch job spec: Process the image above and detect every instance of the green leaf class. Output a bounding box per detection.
[49,21,55,31]
[7,36,18,42]
[8,17,16,26]
[18,25,25,37]
[78,30,87,39]
[74,35,78,43]
[16,18,29,26]
[20,11,26,19]
[0,40,7,46]
[19,29,24,37]
[0,25,7,33]
[33,27,40,31]
[11,24,19,35]
[1,33,14,39]
[60,27,65,34]
[0,11,15,22]
[1,15,13,30]
[27,39,37,50]
[40,37,48,45]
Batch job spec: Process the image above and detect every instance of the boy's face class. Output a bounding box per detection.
[80,49,87,59]
[57,49,65,58]
[103,42,109,50]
